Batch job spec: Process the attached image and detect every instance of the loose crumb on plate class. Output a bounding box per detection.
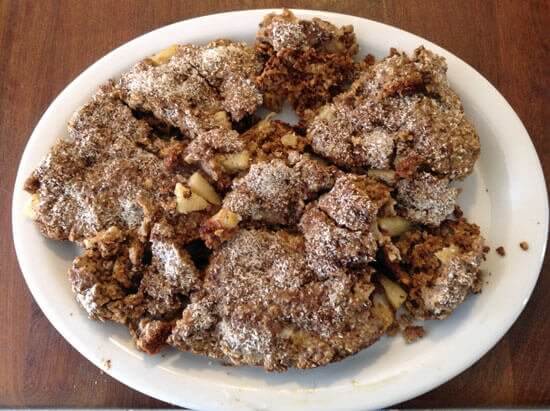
[403,326,426,344]
[519,241,529,251]
[496,246,506,256]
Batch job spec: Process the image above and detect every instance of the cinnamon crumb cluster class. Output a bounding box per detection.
[24,9,486,370]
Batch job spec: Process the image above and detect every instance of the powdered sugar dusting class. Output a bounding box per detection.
[271,21,307,51]
[308,47,480,179]
[396,172,458,226]
[170,228,390,370]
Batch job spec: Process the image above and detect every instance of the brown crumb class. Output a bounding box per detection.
[386,322,400,337]
[403,325,425,343]
[453,206,463,218]
[496,246,506,256]
[362,54,375,66]
[397,313,413,329]
[396,313,425,343]
[482,245,490,253]
[103,359,112,370]
[519,241,529,251]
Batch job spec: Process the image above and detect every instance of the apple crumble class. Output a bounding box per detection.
[25,9,488,370]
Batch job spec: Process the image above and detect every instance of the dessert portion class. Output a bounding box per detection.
[308,47,480,179]
[395,172,459,226]
[169,229,393,370]
[69,222,201,354]
[24,10,488,370]
[200,152,338,247]
[119,40,262,138]
[300,174,391,279]
[183,128,248,190]
[223,155,338,224]
[24,84,190,243]
[388,218,485,320]
[256,9,358,121]
[178,40,263,121]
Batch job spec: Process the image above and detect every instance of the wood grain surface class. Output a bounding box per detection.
[0,0,548,408]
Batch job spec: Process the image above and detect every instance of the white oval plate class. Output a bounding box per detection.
[12,9,548,411]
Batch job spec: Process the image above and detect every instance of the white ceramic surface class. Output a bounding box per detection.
[11,9,548,411]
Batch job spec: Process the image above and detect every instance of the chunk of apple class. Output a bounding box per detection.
[175,183,209,214]
[378,274,407,309]
[188,172,221,205]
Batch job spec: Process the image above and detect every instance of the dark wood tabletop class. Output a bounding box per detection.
[1,0,548,408]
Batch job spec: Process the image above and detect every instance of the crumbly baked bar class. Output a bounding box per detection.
[119,40,262,138]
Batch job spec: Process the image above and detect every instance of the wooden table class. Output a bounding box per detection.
[1,0,548,407]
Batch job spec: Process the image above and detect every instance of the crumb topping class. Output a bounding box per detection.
[222,156,338,227]
[169,229,392,370]
[256,9,358,120]
[396,172,459,226]
[24,11,488,371]
[393,219,485,320]
[24,85,184,243]
[318,174,391,230]
[119,40,262,138]
[178,40,263,120]
[308,47,480,179]
[300,206,378,279]
[69,223,201,352]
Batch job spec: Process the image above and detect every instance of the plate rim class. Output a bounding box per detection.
[11,8,549,410]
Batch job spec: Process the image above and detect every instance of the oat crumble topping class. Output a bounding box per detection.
[24,9,488,369]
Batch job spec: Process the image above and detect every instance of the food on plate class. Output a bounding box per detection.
[395,172,459,226]
[24,9,487,370]
[388,218,486,320]
[118,40,262,138]
[169,229,393,370]
[519,241,529,251]
[256,9,358,122]
[307,46,480,179]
